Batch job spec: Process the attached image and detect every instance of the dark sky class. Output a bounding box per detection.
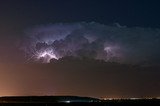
[1,0,160,29]
[0,0,160,98]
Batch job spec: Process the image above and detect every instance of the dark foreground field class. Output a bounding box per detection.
[0,96,159,106]
[0,101,160,106]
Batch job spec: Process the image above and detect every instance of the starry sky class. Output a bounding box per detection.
[0,0,160,98]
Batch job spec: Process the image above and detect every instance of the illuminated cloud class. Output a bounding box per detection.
[21,22,160,64]
[36,49,58,63]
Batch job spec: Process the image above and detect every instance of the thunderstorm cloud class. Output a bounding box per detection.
[21,22,160,64]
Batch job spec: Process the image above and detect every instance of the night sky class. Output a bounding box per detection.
[0,0,160,98]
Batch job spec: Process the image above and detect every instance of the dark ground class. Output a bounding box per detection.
[0,94,160,106]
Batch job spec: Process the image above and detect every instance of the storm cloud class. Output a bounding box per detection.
[21,22,160,65]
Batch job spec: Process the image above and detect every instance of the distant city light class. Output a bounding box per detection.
[64,100,71,103]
